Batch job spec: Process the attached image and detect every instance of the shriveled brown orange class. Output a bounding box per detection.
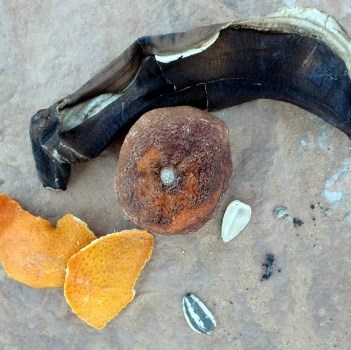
[64,229,154,330]
[115,106,232,235]
[0,194,96,288]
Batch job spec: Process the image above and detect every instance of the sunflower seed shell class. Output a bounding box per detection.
[182,293,216,335]
[221,200,251,242]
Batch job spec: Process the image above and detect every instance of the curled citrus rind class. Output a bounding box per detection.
[0,194,96,288]
[64,229,154,330]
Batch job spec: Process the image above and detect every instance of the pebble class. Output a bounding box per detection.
[273,206,289,219]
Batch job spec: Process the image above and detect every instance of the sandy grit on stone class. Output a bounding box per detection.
[64,229,154,330]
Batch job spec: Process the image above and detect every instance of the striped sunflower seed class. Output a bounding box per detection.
[182,293,216,335]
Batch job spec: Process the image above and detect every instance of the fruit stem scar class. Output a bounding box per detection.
[160,166,177,186]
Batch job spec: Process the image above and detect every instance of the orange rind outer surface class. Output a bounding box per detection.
[0,193,96,288]
[64,229,154,330]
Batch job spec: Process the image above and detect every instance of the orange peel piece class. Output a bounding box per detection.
[64,229,154,330]
[0,194,96,288]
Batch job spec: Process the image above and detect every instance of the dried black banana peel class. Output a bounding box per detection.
[30,8,351,190]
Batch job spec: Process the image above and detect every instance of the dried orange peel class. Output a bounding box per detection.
[0,194,96,288]
[64,229,154,330]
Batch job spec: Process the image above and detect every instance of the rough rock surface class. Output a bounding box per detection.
[0,1,350,349]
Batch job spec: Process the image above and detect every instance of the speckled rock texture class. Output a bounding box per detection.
[0,1,350,349]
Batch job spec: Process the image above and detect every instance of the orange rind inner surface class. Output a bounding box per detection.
[64,229,154,330]
[0,194,96,288]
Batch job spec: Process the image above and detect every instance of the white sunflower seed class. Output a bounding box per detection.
[221,200,251,242]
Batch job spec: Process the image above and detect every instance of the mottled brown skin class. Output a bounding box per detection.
[115,106,232,234]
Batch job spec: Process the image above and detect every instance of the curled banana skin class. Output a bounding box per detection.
[30,8,351,190]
